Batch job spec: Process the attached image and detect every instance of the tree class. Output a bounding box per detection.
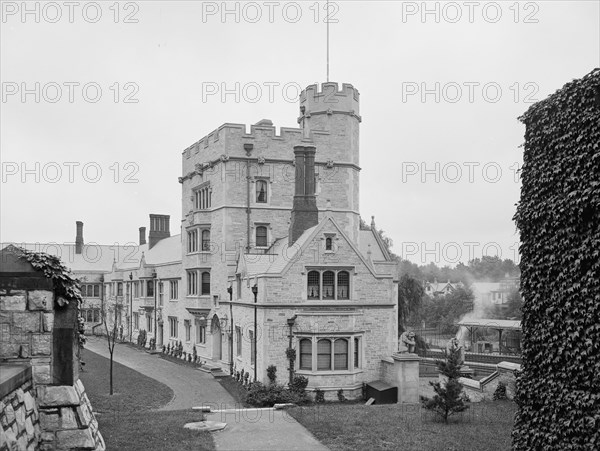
[101,299,124,395]
[421,346,470,423]
[504,288,523,320]
[397,274,425,334]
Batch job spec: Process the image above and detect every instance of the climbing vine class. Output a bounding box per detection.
[512,69,600,450]
[14,246,86,347]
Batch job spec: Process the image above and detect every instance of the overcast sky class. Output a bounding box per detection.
[1,1,598,266]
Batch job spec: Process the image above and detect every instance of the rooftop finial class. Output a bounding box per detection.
[371,216,375,229]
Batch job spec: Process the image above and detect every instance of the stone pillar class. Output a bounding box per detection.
[392,353,420,403]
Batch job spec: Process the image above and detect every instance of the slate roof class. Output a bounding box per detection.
[1,236,182,273]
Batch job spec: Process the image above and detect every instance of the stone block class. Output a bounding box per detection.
[15,388,24,404]
[74,380,85,397]
[25,416,34,437]
[76,405,92,426]
[2,429,18,450]
[56,428,95,450]
[37,386,80,408]
[0,295,26,311]
[40,410,60,431]
[17,434,27,450]
[32,364,52,385]
[27,290,53,311]
[31,334,52,356]
[15,407,25,434]
[60,407,78,429]
[23,392,35,413]
[4,403,15,425]
[40,431,54,443]
[12,312,40,333]
[0,342,19,358]
[42,313,54,332]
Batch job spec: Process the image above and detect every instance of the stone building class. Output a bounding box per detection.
[3,82,403,399]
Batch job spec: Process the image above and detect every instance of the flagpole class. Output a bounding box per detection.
[326,0,329,82]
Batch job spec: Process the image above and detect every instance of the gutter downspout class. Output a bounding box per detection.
[244,143,253,253]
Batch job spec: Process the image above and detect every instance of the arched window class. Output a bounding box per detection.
[256,226,268,247]
[325,237,333,251]
[256,180,268,203]
[334,339,348,370]
[299,339,312,370]
[322,271,335,299]
[337,271,350,300]
[307,271,320,299]
[317,339,332,370]
[202,230,211,251]
[201,272,211,295]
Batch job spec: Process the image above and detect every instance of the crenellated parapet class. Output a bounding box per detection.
[299,82,361,122]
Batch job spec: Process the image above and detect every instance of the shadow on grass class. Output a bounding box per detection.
[80,348,215,451]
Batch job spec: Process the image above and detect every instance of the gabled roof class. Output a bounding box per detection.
[117,235,182,270]
[239,217,389,279]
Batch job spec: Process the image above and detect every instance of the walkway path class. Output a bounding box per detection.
[84,337,329,450]
[85,336,235,410]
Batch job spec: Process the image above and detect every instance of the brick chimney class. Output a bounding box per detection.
[75,221,84,254]
[289,145,318,245]
[148,215,170,249]
[139,227,147,245]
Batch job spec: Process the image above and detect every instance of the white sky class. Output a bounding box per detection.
[1,1,599,266]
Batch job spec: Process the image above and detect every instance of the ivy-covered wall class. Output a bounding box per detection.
[513,69,600,450]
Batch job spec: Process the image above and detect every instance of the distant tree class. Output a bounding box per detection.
[398,274,425,334]
[504,289,523,320]
[421,346,470,423]
[101,300,124,395]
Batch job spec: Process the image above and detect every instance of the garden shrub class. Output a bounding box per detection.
[243,382,309,407]
[513,68,600,450]
[493,382,507,401]
[314,388,325,403]
[289,375,309,394]
[267,365,277,384]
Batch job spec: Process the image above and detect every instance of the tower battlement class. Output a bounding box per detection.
[300,82,360,118]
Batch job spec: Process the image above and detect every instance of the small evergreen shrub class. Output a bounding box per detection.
[493,382,507,401]
[267,365,277,384]
[314,388,325,403]
[289,375,309,394]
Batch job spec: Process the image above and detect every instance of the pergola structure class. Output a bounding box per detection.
[457,318,522,355]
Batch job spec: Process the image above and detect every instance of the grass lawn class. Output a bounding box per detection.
[80,349,215,451]
[288,400,516,451]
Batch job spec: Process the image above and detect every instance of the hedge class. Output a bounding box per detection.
[512,69,600,450]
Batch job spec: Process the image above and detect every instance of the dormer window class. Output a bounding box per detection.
[325,237,333,251]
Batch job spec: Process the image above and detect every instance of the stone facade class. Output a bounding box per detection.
[0,371,40,451]
[0,247,105,450]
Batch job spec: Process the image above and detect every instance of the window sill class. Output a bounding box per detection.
[296,369,363,376]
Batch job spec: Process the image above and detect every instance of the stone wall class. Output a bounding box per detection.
[0,367,40,451]
[37,381,104,451]
[458,361,520,402]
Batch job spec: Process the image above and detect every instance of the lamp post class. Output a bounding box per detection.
[287,315,297,386]
[251,282,258,382]
[227,285,233,375]
[128,273,133,343]
[152,271,157,350]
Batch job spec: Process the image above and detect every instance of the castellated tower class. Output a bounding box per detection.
[298,82,361,238]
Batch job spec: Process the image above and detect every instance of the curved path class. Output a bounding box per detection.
[84,336,235,410]
[85,337,329,450]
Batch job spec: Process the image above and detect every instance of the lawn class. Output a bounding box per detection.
[80,349,215,451]
[288,400,517,451]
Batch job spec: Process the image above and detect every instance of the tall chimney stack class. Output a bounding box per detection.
[289,145,318,245]
[139,227,147,245]
[75,221,84,254]
[148,215,170,249]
